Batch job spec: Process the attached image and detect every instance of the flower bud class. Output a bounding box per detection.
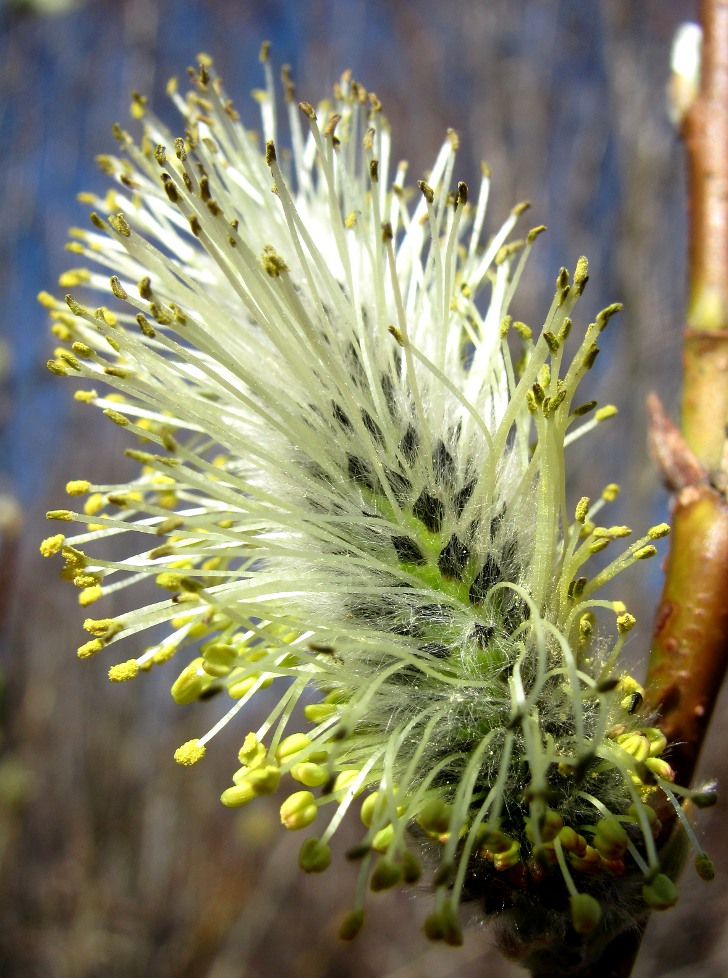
[298,837,332,873]
[643,873,678,910]
[280,790,318,830]
[570,892,602,934]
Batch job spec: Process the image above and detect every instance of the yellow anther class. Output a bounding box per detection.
[40,534,65,557]
[79,586,102,606]
[71,342,93,359]
[155,571,186,591]
[238,732,266,767]
[37,290,58,309]
[275,733,312,763]
[103,408,130,427]
[642,727,668,757]
[78,638,103,659]
[108,659,139,682]
[66,480,91,496]
[372,824,395,852]
[228,674,272,699]
[221,782,256,808]
[201,643,237,677]
[244,765,281,795]
[46,510,74,521]
[170,657,210,704]
[588,539,609,554]
[603,483,620,500]
[593,525,632,539]
[152,644,176,665]
[574,497,590,524]
[74,389,98,403]
[84,618,122,639]
[634,545,657,560]
[617,613,636,634]
[595,405,618,421]
[83,493,105,516]
[645,757,675,781]
[74,574,101,589]
[617,731,650,763]
[290,762,328,787]
[58,268,91,288]
[648,523,670,539]
[280,790,318,830]
[333,770,360,794]
[304,703,337,723]
[174,739,206,766]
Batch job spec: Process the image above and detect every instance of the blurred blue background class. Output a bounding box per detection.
[4,2,726,977]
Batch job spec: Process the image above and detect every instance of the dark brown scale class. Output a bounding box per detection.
[347,454,378,492]
[399,425,419,463]
[361,408,384,444]
[432,440,456,487]
[392,535,426,565]
[419,641,450,659]
[453,479,475,517]
[469,556,503,605]
[380,372,397,416]
[437,534,470,580]
[472,623,495,647]
[333,402,352,429]
[413,490,444,533]
[385,468,412,502]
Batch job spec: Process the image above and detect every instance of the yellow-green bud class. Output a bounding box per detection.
[338,909,364,941]
[171,657,211,704]
[417,798,452,835]
[280,790,317,830]
[244,765,281,795]
[298,837,332,873]
[593,817,629,860]
[642,873,678,910]
[275,733,311,763]
[570,893,602,934]
[290,762,328,787]
[696,853,716,881]
[220,783,256,808]
[370,858,403,891]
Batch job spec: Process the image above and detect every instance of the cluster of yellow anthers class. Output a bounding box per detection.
[41,48,716,945]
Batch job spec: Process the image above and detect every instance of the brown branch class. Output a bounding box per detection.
[646,0,728,788]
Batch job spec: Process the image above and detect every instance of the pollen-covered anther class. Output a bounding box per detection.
[617,612,636,634]
[108,659,140,682]
[633,545,658,560]
[649,523,671,539]
[260,244,288,277]
[174,739,206,766]
[40,534,65,557]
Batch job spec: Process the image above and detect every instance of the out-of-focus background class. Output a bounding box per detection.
[3,1,727,976]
